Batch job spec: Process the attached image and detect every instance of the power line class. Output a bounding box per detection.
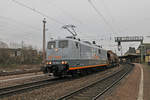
[0,15,61,39]
[0,16,41,31]
[47,0,83,24]
[0,21,41,40]
[101,0,115,25]
[88,0,115,32]
[12,0,65,25]
[0,20,39,34]
[101,0,122,34]
[88,0,116,50]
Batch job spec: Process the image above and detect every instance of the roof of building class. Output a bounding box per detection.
[125,47,136,55]
[0,41,8,48]
[137,43,150,50]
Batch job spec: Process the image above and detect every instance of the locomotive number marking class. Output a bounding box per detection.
[93,54,100,59]
[48,56,61,60]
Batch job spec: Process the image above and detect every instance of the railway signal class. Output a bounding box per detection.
[115,36,144,62]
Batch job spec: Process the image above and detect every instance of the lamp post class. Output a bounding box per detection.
[43,18,46,64]
[140,44,144,63]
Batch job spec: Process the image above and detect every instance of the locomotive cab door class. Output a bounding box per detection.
[75,42,80,59]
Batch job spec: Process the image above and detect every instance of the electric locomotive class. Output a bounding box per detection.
[43,36,117,77]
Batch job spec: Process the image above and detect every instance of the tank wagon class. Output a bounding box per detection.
[43,36,118,77]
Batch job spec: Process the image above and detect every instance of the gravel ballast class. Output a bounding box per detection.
[1,66,122,100]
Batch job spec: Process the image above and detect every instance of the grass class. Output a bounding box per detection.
[0,64,19,71]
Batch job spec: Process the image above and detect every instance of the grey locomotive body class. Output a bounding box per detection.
[43,37,116,77]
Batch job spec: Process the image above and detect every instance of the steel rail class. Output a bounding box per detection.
[0,66,119,99]
[92,64,134,100]
[57,64,134,100]
[0,69,41,76]
[0,77,61,98]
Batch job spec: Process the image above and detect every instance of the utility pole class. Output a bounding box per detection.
[140,44,144,63]
[43,18,46,64]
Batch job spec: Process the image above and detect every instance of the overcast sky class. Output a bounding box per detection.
[0,0,150,54]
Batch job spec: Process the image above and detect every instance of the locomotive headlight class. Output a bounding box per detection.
[64,61,67,64]
[61,61,65,64]
[62,61,67,64]
[49,62,52,64]
[47,61,52,65]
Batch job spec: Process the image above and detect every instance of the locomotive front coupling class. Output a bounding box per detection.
[43,61,69,74]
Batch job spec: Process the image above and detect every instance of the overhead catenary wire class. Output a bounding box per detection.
[0,15,41,32]
[12,0,65,25]
[46,0,83,24]
[0,19,42,42]
[0,15,62,42]
[0,19,40,36]
[101,0,114,23]
[88,0,115,33]
[0,15,58,47]
[88,0,117,51]
[101,0,122,34]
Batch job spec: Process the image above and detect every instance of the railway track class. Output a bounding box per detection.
[0,69,41,76]
[58,64,134,100]
[0,77,62,98]
[0,64,131,99]
[0,68,109,99]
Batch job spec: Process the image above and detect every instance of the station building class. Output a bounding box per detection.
[121,43,150,64]
[137,43,150,63]
[120,47,140,63]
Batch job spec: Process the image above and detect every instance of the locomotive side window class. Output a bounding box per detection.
[98,49,101,54]
[48,41,56,49]
[75,42,79,48]
[59,40,68,48]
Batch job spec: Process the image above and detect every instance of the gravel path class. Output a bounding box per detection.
[1,66,122,100]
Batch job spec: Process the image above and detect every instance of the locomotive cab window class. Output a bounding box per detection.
[47,41,56,49]
[59,40,68,48]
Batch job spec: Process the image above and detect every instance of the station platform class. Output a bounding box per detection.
[104,63,150,100]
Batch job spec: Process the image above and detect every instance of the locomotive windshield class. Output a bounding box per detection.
[47,41,56,49]
[59,40,68,48]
